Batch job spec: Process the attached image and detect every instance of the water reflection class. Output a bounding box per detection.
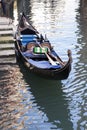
[0,66,54,130]
[29,0,66,47]
[62,0,87,130]
[19,63,73,130]
[0,66,26,129]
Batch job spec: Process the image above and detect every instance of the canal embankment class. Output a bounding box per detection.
[0,17,28,130]
[0,17,20,91]
[0,17,16,65]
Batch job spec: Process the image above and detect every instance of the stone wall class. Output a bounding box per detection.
[0,0,14,18]
[80,0,87,19]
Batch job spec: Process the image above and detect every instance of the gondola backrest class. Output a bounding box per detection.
[20,35,37,46]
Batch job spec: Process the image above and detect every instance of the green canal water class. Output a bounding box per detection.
[0,0,87,129]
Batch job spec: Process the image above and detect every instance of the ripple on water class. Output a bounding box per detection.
[62,60,87,129]
[0,66,57,130]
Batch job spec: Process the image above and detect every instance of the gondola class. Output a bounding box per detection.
[15,13,72,80]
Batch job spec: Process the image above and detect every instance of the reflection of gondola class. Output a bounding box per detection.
[15,13,72,80]
[19,63,73,130]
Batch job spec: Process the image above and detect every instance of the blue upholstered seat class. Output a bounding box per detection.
[28,59,61,69]
[20,35,37,45]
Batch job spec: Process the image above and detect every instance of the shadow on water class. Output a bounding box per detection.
[18,62,73,129]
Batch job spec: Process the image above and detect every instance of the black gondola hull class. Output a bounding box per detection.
[15,41,71,80]
[15,13,72,80]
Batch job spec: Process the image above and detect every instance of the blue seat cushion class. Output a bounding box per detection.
[28,59,62,69]
[20,35,37,45]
